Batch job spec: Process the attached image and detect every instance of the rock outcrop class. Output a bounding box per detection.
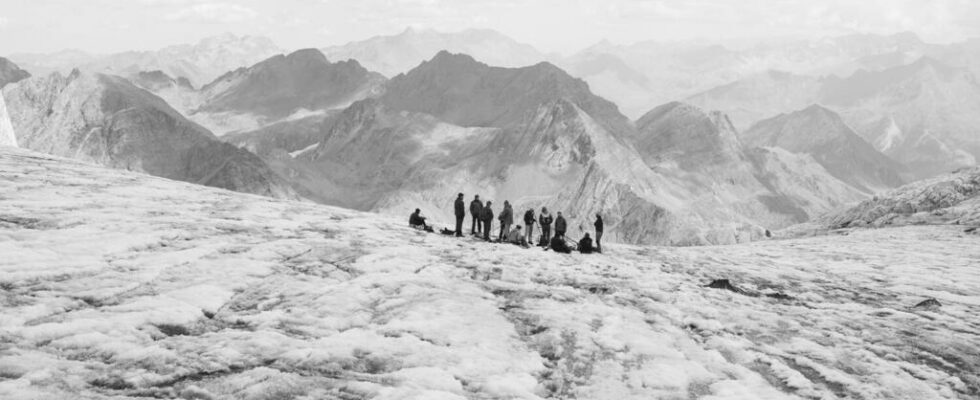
[827,166,980,228]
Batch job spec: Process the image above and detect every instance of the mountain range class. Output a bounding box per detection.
[3,30,977,245]
[1,67,297,199]
[223,51,870,245]
[689,57,980,180]
[9,33,283,88]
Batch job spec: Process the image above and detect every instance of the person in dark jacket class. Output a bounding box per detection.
[454,193,465,237]
[538,207,553,247]
[409,209,428,230]
[549,235,571,253]
[594,214,604,253]
[578,233,594,254]
[523,209,536,245]
[470,195,484,235]
[482,201,494,241]
[498,201,513,242]
[554,211,567,239]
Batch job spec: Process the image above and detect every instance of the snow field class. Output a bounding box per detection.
[0,147,978,399]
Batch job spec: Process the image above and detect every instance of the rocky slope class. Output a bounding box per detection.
[1,70,297,199]
[321,27,548,78]
[10,33,283,88]
[1,146,977,399]
[825,166,980,229]
[742,105,905,193]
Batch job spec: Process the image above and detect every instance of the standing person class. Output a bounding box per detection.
[498,201,513,242]
[554,211,567,240]
[470,195,484,236]
[539,207,553,247]
[594,214,604,253]
[523,208,536,245]
[482,201,494,241]
[453,193,465,237]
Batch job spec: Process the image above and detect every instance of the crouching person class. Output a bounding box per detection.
[549,235,571,254]
[506,225,529,247]
[409,208,432,232]
[578,233,595,254]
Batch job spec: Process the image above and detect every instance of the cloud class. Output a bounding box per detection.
[165,2,258,23]
[0,16,8,29]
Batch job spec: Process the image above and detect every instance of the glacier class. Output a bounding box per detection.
[1,147,977,399]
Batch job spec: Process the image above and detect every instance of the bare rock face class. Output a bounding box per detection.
[1,70,298,199]
[827,166,980,228]
[742,105,905,193]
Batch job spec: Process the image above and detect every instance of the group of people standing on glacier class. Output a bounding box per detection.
[410,193,604,254]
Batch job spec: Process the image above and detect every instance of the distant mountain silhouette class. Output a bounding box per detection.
[321,27,548,78]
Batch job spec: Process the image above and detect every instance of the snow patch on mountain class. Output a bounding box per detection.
[0,94,16,147]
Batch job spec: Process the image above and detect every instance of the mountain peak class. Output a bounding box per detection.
[743,105,904,191]
[0,57,31,88]
[427,50,481,67]
[634,102,742,168]
[382,51,629,132]
[198,47,384,120]
[285,48,329,64]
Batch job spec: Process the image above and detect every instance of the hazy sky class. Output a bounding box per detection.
[1,0,979,55]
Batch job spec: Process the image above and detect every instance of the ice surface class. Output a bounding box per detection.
[1,147,977,399]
